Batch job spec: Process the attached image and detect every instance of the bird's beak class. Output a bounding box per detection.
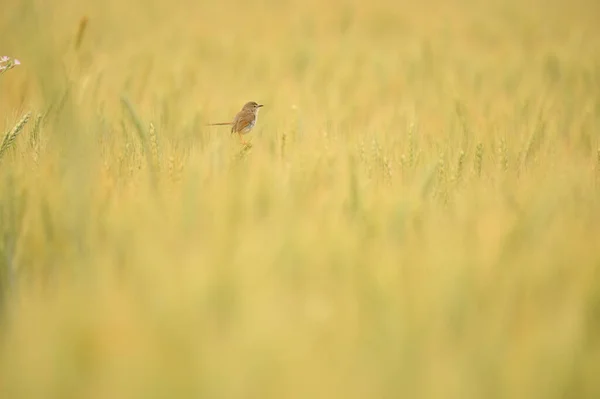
[258,104,264,108]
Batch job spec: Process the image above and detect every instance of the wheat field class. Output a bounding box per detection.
[1,0,600,397]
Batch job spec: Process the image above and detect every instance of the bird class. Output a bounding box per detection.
[207,101,264,145]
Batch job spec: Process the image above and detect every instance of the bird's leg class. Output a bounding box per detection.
[238,132,249,145]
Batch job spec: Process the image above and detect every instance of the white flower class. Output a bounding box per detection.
[0,56,20,75]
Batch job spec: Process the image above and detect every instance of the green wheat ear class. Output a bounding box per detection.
[0,112,31,160]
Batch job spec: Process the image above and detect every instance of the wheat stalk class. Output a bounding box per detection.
[474,142,484,177]
[454,150,466,184]
[498,136,509,172]
[120,95,158,186]
[236,142,253,161]
[149,122,160,169]
[0,112,31,160]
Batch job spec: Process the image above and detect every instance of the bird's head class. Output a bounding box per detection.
[243,101,264,113]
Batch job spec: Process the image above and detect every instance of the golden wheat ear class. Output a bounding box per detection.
[0,112,31,160]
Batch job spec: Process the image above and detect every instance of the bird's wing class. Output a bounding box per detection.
[232,111,255,133]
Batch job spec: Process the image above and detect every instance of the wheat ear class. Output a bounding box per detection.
[0,112,31,160]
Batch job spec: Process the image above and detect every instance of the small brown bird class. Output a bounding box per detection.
[207,101,264,145]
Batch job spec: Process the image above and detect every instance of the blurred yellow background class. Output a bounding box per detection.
[1,0,600,397]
